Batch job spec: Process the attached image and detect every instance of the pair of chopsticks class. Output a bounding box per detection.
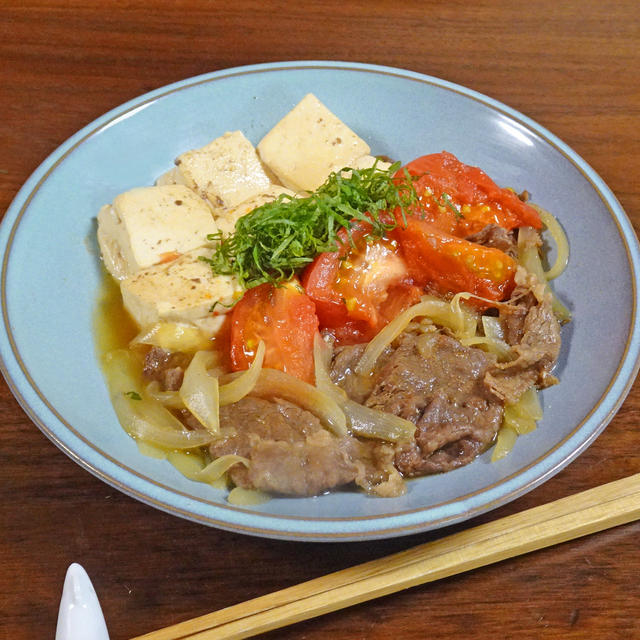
[132,473,640,640]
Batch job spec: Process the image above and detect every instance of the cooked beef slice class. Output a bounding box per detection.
[488,268,562,404]
[498,303,529,346]
[211,397,404,496]
[332,333,504,476]
[142,347,190,391]
[486,294,561,403]
[347,438,406,497]
[498,265,541,345]
[466,224,517,257]
[330,342,380,403]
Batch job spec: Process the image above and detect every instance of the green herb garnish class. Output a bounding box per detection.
[201,162,420,289]
[208,299,237,313]
[125,391,142,401]
[439,192,464,219]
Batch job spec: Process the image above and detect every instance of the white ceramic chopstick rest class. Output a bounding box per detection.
[56,563,110,640]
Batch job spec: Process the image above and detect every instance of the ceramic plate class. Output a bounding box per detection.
[2,61,639,541]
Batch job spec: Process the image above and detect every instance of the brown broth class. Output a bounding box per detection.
[93,270,138,359]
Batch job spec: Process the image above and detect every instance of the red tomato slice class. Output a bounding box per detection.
[229,280,318,383]
[302,225,422,345]
[398,152,542,236]
[389,217,517,306]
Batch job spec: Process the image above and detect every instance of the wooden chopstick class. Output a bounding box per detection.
[132,473,640,640]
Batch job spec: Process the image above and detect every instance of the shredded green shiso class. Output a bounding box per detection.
[201,162,421,289]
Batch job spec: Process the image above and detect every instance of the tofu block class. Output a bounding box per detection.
[257,94,370,192]
[215,185,298,235]
[174,131,272,212]
[97,185,217,280]
[120,248,242,327]
[327,154,392,179]
[155,167,184,186]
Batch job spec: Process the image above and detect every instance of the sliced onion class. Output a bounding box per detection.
[179,350,220,435]
[145,380,185,409]
[482,315,505,341]
[449,293,480,338]
[503,406,537,435]
[458,336,512,361]
[218,341,265,406]
[517,226,547,282]
[508,386,543,421]
[491,425,518,462]
[342,398,415,442]
[236,367,348,437]
[166,450,249,489]
[103,349,144,395]
[492,387,543,459]
[227,487,270,505]
[313,334,415,442]
[130,322,210,353]
[136,440,168,459]
[103,349,213,449]
[356,296,476,376]
[112,393,213,449]
[518,226,571,323]
[313,334,349,398]
[530,204,570,281]
[197,454,249,483]
[459,315,511,360]
[166,449,207,479]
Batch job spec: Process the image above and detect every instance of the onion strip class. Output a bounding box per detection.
[458,336,511,361]
[179,350,220,435]
[144,380,184,409]
[356,296,476,377]
[518,226,571,322]
[227,487,270,505]
[530,204,570,281]
[459,315,511,360]
[197,454,249,483]
[130,321,210,353]
[112,394,214,449]
[492,387,543,459]
[491,425,518,462]
[103,349,214,449]
[313,335,415,442]
[218,341,265,406]
[230,367,348,437]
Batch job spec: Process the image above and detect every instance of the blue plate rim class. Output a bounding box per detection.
[1,60,639,541]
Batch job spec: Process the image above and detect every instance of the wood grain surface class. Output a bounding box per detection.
[1,2,638,639]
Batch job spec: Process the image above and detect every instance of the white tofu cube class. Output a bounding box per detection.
[215,185,298,235]
[154,167,184,186]
[257,94,370,192]
[174,131,272,212]
[97,185,217,280]
[328,154,392,177]
[120,248,242,328]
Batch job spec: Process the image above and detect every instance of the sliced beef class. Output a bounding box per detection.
[487,267,562,404]
[332,333,503,476]
[142,347,190,391]
[486,295,561,403]
[499,303,529,346]
[348,439,406,498]
[211,397,404,497]
[330,342,380,404]
[466,224,517,257]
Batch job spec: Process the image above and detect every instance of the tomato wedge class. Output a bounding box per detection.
[229,280,318,383]
[398,151,542,236]
[389,217,517,306]
[302,225,421,345]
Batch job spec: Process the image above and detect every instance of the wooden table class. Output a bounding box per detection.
[1,2,639,638]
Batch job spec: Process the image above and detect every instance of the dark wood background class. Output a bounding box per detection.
[1,2,639,638]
